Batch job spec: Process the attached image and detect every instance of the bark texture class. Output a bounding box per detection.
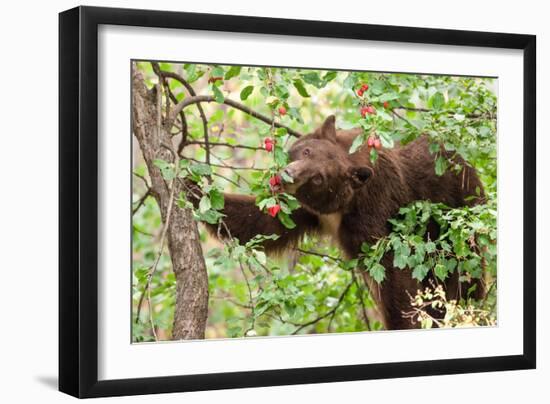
[132,69,209,340]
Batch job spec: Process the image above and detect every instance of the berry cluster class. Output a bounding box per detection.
[264,137,276,152]
[367,135,382,150]
[356,82,387,151]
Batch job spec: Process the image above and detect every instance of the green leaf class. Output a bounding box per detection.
[153,159,168,169]
[435,156,448,176]
[287,107,303,123]
[429,142,440,154]
[209,188,225,210]
[211,66,224,77]
[274,147,288,166]
[257,197,277,210]
[227,326,242,338]
[153,159,175,180]
[212,85,225,103]
[370,80,386,95]
[378,131,395,148]
[280,170,294,184]
[377,110,393,122]
[189,162,212,176]
[199,196,211,213]
[379,92,400,102]
[293,79,310,97]
[429,92,445,110]
[322,71,338,83]
[393,252,408,269]
[240,85,254,101]
[349,133,365,154]
[425,241,436,253]
[301,72,323,88]
[278,211,296,229]
[434,263,448,281]
[370,148,379,164]
[199,209,224,224]
[369,263,386,284]
[343,73,357,89]
[274,84,289,99]
[224,65,241,80]
[412,264,429,281]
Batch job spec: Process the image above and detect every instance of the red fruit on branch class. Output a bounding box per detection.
[361,83,369,91]
[269,175,283,192]
[357,88,364,96]
[373,138,382,150]
[361,105,376,117]
[269,175,281,187]
[367,136,375,147]
[383,101,390,109]
[264,138,275,152]
[267,204,281,217]
[278,106,287,116]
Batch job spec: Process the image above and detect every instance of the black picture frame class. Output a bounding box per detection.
[59,5,536,398]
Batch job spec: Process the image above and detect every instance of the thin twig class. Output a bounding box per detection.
[186,140,263,151]
[182,156,264,171]
[351,270,372,331]
[238,259,256,336]
[291,281,354,335]
[295,248,342,263]
[395,105,495,120]
[133,171,151,188]
[132,189,151,215]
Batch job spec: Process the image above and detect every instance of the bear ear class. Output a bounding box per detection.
[349,166,372,188]
[320,115,337,142]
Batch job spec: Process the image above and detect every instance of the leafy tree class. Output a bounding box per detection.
[132,61,497,341]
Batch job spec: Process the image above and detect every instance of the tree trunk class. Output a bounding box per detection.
[132,68,209,340]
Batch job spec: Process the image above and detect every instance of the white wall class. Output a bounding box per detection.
[0,1,545,402]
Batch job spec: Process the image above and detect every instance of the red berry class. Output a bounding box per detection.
[267,204,281,217]
[383,101,390,109]
[366,105,376,115]
[269,175,282,192]
[264,138,275,152]
[278,106,287,116]
[361,83,369,91]
[357,88,364,96]
[367,136,375,147]
[373,138,382,150]
[360,106,369,117]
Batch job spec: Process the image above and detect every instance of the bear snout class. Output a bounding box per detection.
[283,167,294,181]
[281,161,304,183]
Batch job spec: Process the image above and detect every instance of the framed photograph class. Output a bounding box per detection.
[59,6,536,398]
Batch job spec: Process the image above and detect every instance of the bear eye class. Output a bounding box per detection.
[302,148,311,157]
[312,174,323,185]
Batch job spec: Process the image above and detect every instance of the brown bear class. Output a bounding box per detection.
[195,115,485,330]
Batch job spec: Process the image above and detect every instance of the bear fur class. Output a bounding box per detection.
[198,115,485,330]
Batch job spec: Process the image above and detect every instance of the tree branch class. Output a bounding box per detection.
[152,63,212,165]
[394,105,495,120]
[186,140,263,151]
[169,95,303,138]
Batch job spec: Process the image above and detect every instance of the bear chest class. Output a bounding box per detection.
[318,213,343,243]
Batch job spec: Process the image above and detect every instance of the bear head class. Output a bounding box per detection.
[281,115,372,214]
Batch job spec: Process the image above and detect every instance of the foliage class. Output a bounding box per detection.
[132,61,497,341]
[359,196,497,287]
[404,284,497,329]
